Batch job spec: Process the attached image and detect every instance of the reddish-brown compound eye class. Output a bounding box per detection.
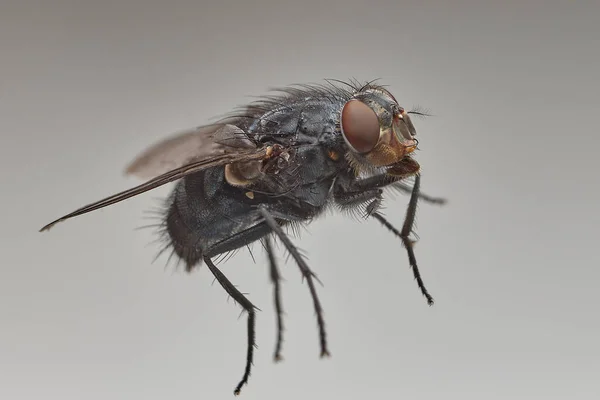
[340,100,380,154]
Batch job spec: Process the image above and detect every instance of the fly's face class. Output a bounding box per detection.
[340,87,419,173]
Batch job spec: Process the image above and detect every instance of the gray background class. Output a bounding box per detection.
[1,1,599,399]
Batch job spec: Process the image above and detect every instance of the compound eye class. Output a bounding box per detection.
[340,100,380,154]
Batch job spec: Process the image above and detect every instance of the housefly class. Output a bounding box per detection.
[40,79,446,395]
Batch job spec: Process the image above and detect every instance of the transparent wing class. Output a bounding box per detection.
[125,123,255,180]
[40,124,267,232]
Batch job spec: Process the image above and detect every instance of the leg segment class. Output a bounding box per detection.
[257,205,330,358]
[389,181,446,205]
[335,187,384,218]
[203,256,257,395]
[263,235,285,362]
[371,174,434,305]
[333,171,435,305]
[335,171,446,206]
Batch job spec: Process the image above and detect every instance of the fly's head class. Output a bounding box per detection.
[339,87,421,177]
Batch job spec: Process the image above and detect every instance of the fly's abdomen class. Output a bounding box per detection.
[164,179,206,271]
[163,168,260,271]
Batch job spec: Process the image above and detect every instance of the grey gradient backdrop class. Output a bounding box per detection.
[1,1,599,399]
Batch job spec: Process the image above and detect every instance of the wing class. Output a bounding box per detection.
[125,123,256,180]
[40,124,268,232]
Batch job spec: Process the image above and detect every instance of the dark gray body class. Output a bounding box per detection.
[39,80,442,395]
[165,95,355,267]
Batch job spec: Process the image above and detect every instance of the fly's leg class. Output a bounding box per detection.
[257,205,330,358]
[203,256,258,396]
[333,172,434,305]
[332,171,393,219]
[389,181,446,205]
[338,172,446,206]
[263,235,285,362]
[371,174,434,305]
[335,187,384,218]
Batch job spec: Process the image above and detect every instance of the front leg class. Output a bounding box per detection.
[333,163,421,217]
[334,168,446,209]
[333,171,397,218]
[334,186,384,218]
[333,169,435,305]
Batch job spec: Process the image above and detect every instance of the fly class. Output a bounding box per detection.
[40,79,447,395]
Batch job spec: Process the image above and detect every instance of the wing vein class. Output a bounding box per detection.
[40,149,268,232]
